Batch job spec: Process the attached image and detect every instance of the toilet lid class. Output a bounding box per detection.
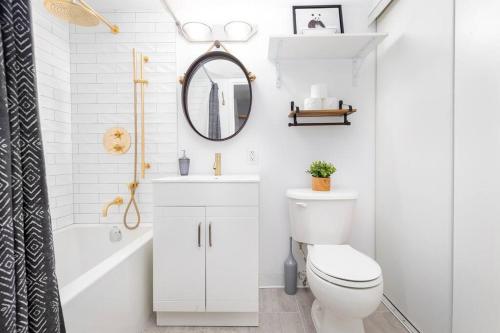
[309,245,382,285]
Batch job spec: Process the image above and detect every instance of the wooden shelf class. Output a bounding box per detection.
[288,109,357,118]
[267,33,387,87]
[288,101,355,127]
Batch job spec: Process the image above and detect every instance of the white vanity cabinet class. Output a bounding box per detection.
[153,175,259,326]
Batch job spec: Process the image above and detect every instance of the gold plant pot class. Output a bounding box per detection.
[312,177,331,191]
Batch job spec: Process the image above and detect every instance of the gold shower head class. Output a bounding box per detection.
[44,0,99,26]
[44,0,120,33]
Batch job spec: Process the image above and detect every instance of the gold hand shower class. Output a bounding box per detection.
[44,0,119,34]
[123,49,149,230]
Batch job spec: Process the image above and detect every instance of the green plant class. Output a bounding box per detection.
[307,160,336,178]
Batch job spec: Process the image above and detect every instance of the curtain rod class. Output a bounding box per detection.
[159,0,182,31]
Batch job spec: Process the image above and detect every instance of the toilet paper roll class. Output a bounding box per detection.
[310,84,328,99]
[323,97,339,110]
[304,97,323,110]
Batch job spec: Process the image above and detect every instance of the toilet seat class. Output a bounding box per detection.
[308,245,382,289]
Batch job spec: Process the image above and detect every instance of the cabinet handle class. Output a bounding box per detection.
[209,222,212,247]
[197,222,201,247]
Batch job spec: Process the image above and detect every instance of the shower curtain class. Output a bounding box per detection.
[208,83,221,140]
[0,1,65,332]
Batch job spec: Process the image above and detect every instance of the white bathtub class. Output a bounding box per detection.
[54,224,153,333]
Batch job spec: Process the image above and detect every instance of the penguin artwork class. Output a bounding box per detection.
[308,13,326,29]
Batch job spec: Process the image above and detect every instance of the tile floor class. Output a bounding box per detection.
[143,288,409,333]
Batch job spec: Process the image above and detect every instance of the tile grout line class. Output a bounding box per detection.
[296,298,309,333]
[295,295,307,333]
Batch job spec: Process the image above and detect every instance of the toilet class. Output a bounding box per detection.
[287,189,383,333]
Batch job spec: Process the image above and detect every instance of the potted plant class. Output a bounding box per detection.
[307,160,336,191]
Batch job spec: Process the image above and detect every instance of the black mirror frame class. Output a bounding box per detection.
[181,51,253,142]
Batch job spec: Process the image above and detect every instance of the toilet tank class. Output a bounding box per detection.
[287,188,358,245]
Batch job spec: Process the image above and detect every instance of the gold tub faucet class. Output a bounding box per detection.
[102,196,124,217]
[213,153,221,176]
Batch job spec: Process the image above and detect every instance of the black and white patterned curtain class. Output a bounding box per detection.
[0,1,65,332]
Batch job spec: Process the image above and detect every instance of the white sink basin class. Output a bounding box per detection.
[153,174,260,183]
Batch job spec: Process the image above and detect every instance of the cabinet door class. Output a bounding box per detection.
[205,207,259,312]
[154,207,205,312]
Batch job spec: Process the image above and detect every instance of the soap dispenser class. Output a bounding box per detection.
[178,150,190,176]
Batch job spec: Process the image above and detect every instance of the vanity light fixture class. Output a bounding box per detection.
[224,21,253,40]
[182,22,213,41]
[159,0,257,42]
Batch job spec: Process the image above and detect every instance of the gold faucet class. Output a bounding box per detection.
[213,153,221,176]
[102,196,124,217]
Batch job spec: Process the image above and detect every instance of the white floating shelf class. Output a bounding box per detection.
[268,33,387,61]
[267,33,388,87]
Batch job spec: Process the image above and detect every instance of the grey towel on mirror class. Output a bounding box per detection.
[208,83,221,140]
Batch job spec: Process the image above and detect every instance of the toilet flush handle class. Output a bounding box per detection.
[295,202,307,208]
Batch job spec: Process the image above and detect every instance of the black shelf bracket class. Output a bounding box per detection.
[288,100,353,127]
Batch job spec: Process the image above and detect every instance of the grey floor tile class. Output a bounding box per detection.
[279,312,305,333]
[295,288,314,309]
[298,308,315,333]
[364,309,408,333]
[300,319,315,333]
[272,289,299,313]
[259,288,275,313]
[250,313,281,333]
[146,327,207,333]
[144,289,408,333]
[259,288,299,313]
[374,303,390,313]
[296,289,315,333]
[205,327,253,333]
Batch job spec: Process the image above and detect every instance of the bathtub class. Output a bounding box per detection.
[54,224,153,333]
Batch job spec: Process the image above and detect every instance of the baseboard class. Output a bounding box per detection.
[156,312,258,326]
[259,285,308,289]
[381,295,420,333]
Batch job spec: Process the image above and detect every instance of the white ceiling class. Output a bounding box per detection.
[88,0,163,11]
[89,0,369,13]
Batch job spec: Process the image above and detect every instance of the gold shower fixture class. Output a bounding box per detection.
[102,196,123,217]
[123,48,150,231]
[134,52,151,179]
[44,0,120,34]
[103,127,131,154]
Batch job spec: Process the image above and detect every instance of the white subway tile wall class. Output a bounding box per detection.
[70,11,178,225]
[32,1,74,230]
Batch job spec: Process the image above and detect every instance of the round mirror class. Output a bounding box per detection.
[182,51,253,141]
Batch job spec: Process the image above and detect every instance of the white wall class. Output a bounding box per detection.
[69,11,178,225]
[32,4,178,228]
[36,0,377,288]
[376,1,454,332]
[171,0,376,286]
[32,0,74,230]
[453,0,500,331]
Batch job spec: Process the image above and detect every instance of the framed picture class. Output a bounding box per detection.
[293,5,344,35]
